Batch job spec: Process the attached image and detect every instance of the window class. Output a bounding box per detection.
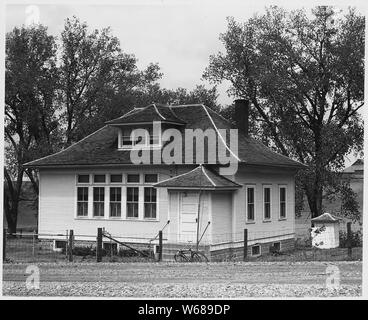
[279,186,286,219]
[144,174,158,183]
[144,187,157,219]
[103,242,118,255]
[77,174,89,183]
[246,186,255,221]
[273,242,281,252]
[93,187,105,217]
[127,187,139,218]
[110,174,122,183]
[94,174,106,183]
[120,127,161,149]
[121,128,134,147]
[251,245,261,256]
[121,128,147,148]
[147,127,160,146]
[263,186,271,220]
[127,174,140,183]
[77,187,88,217]
[110,187,121,217]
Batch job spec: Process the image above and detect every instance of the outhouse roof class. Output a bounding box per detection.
[311,213,342,223]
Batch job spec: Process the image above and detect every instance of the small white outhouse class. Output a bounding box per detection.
[311,213,341,249]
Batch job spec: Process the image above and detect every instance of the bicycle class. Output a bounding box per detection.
[174,245,209,263]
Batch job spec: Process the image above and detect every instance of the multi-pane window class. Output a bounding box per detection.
[77,187,88,217]
[144,187,157,219]
[121,126,161,148]
[246,186,255,221]
[110,187,121,217]
[279,187,286,219]
[144,174,158,183]
[76,172,161,220]
[78,174,89,183]
[93,187,105,217]
[127,174,140,183]
[263,186,271,220]
[127,187,139,218]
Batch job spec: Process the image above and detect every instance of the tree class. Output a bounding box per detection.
[5,25,60,233]
[59,16,162,143]
[204,6,364,219]
[136,84,221,112]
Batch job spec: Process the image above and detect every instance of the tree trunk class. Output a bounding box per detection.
[7,212,18,235]
[307,125,325,218]
[4,167,23,235]
[4,193,18,235]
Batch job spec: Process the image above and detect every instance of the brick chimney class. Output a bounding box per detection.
[234,99,249,136]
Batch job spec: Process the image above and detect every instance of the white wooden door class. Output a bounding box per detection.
[179,192,199,243]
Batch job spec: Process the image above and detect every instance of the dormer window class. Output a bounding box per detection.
[118,126,161,150]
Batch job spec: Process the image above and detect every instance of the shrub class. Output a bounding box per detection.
[339,230,362,248]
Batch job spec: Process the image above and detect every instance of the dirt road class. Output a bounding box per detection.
[3,261,362,297]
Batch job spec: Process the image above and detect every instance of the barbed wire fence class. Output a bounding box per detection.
[3,223,361,263]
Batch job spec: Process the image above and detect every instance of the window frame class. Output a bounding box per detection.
[77,174,90,184]
[144,187,157,219]
[118,126,162,150]
[273,242,281,252]
[93,174,106,184]
[76,187,89,217]
[93,187,105,218]
[245,185,256,223]
[263,185,272,221]
[251,245,261,257]
[144,174,158,184]
[109,187,122,218]
[109,173,123,184]
[127,173,141,184]
[279,185,287,220]
[126,186,139,219]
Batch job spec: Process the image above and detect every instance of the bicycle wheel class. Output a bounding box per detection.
[191,252,209,263]
[174,252,189,262]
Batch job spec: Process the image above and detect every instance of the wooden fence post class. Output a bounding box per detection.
[65,230,69,258]
[96,228,103,262]
[3,229,6,261]
[243,229,248,261]
[158,230,163,262]
[347,222,352,259]
[32,230,36,257]
[68,230,74,262]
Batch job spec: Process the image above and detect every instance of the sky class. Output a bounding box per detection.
[6,0,360,106]
[6,1,264,105]
[4,0,366,166]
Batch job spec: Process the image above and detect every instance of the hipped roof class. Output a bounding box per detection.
[24,103,307,169]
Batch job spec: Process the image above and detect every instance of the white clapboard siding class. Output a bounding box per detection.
[38,166,183,241]
[210,192,233,245]
[231,166,296,243]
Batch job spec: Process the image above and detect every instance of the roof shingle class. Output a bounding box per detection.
[106,103,186,125]
[154,165,241,189]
